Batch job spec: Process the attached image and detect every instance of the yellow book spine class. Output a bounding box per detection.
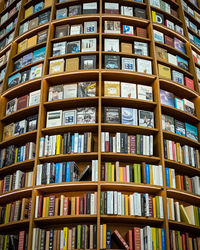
[149,165,153,184]
[42,197,46,217]
[152,227,156,250]
[103,224,107,249]
[3,235,7,250]
[56,135,62,155]
[152,197,156,218]
[119,167,123,182]
[125,194,129,216]
[63,227,68,250]
[4,204,9,223]
[169,168,172,187]
[15,148,18,163]
[152,11,156,22]
[111,164,115,182]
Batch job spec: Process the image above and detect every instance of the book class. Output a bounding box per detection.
[27,114,38,131]
[122,57,135,71]
[121,43,132,54]
[70,24,83,35]
[175,120,185,136]
[104,81,120,97]
[62,110,77,125]
[158,64,171,80]
[64,84,77,99]
[121,6,133,16]
[184,77,194,90]
[28,17,39,30]
[136,27,147,38]
[137,85,153,101]
[3,123,14,140]
[174,38,186,53]
[134,8,146,18]
[104,38,119,52]
[55,25,69,38]
[28,36,37,48]
[81,55,96,69]
[104,107,120,124]
[134,42,148,56]
[155,46,168,61]
[183,99,195,115]
[33,47,46,62]
[30,64,43,79]
[137,59,152,74]
[78,82,96,97]
[84,21,97,34]
[123,25,134,35]
[21,69,31,82]
[56,8,67,19]
[14,120,27,135]
[104,2,119,14]
[139,110,154,128]
[49,59,64,74]
[185,123,198,141]
[46,110,62,128]
[22,53,33,67]
[48,85,63,101]
[121,107,137,125]
[121,82,136,98]
[67,41,80,53]
[65,58,79,72]
[34,2,44,13]
[77,107,96,124]
[104,55,120,69]
[6,98,17,115]
[68,5,81,16]
[162,114,175,132]
[174,98,184,111]
[172,70,184,85]
[17,95,29,110]
[177,56,189,71]
[52,42,66,56]
[154,30,164,43]
[8,73,21,88]
[83,2,97,14]
[160,89,174,107]
[104,21,121,34]
[168,54,177,66]
[29,90,41,106]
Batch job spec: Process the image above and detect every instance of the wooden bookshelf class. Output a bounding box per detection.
[0,0,200,249]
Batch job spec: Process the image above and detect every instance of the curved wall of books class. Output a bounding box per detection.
[0,0,200,249]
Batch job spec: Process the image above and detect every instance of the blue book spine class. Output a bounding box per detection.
[66,162,70,182]
[165,168,170,187]
[59,163,63,183]
[78,135,81,153]
[17,147,21,162]
[145,164,150,184]
[106,229,111,249]
[55,163,59,183]
[161,229,165,250]
[71,135,74,153]
[20,146,24,162]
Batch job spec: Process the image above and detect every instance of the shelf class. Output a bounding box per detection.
[0,130,37,148]
[183,1,200,18]
[101,124,158,135]
[0,219,29,233]
[0,27,15,45]
[2,104,39,125]
[168,220,200,234]
[39,152,98,163]
[0,10,18,30]
[0,0,20,17]
[0,61,8,72]
[184,10,200,30]
[0,159,35,176]
[48,51,99,61]
[0,187,33,205]
[163,130,200,148]
[101,153,160,164]
[35,182,98,193]
[51,33,99,43]
[42,123,99,135]
[167,188,200,206]
[102,32,150,43]
[164,159,200,176]
[100,182,163,193]
[0,43,11,58]
[52,15,100,26]
[161,104,199,125]
[102,51,153,61]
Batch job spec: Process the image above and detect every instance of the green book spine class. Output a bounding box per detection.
[155,196,160,218]
[108,163,112,182]
[156,228,159,250]
[77,225,82,249]
[137,164,141,183]
[177,231,181,250]
[133,164,138,183]
[136,134,140,154]
[4,235,8,250]
[194,206,199,226]
[100,192,104,215]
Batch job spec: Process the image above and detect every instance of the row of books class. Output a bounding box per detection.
[36,160,98,185]
[185,15,200,37]
[160,89,195,115]
[56,2,98,19]
[19,11,50,35]
[189,31,200,48]
[39,132,93,156]
[5,89,40,116]
[150,0,178,17]
[101,132,154,156]
[104,81,153,101]
[14,46,46,71]
[0,17,17,41]
[0,170,33,194]
[101,162,163,186]
[0,28,14,51]
[0,1,20,25]
[100,191,163,218]
[35,192,98,218]
[167,198,200,226]
[46,108,96,128]
[24,0,51,19]
[169,230,200,250]
[104,107,154,127]
[100,225,165,250]
[17,29,48,54]
[166,168,200,195]
[4,0,19,9]
[0,50,10,68]
[163,139,198,167]
[0,198,32,224]
[7,63,43,89]
[3,114,38,140]
[0,142,36,168]
[0,231,28,250]
[32,225,97,250]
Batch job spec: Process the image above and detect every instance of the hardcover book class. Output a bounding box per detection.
[46,110,62,128]
[8,73,21,88]
[30,64,43,79]
[83,2,97,14]
[174,38,186,54]
[17,95,29,110]
[49,59,64,74]
[29,90,41,106]
[28,36,37,48]
[21,69,31,82]
[56,8,67,19]
[155,46,168,61]
[38,11,50,25]
[104,107,120,124]
[185,123,198,141]
[62,110,77,125]
[70,24,83,35]
[52,42,66,56]
[104,81,120,97]
[137,85,153,101]
[6,98,17,116]
[134,8,146,18]
[123,25,134,35]
[175,120,185,136]
[121,107,137,125]
[122,57,135,71]
[22,53,33,67]
[27,114,38,131]
[104,38,119,52]
[33,47,46,62]
[121,82,136,98]
[48,85,63,101]
[154,30,164,43]
[37,29,48,44]
[84,21,97,34]
[137,59,152,74]
[34,2,44,13]
[168,53,177,66]
[104,2,119,14]
[65,58,79,72]
[174,98,184,111]
[172,70,184,85]
[78,82,96,97]
[77,107,96,124]
[164,35,174,47]
[139,110,154,128]
[121,6,133,16]
[104,55,120,69]
[67,41,80,53]
[134,42,148,56]
[184,77,194,90]
[183,99,195,115]
[3,123,14,140]
[162,114,175,132]
[14,58,22,71]
[55,25,69,38]
[64,84,77,99]
[177,56,189,71]
[81,55,96,69]
[158,64,171,80]
[28,17,39,30]
[14,119,27,135]
[104,21,121,34]
[160,89,174,107]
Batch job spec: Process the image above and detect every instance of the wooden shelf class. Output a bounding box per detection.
[102,32,150,43]
[0,187,33,204]
[102,51,153,61]
[0,42,11,58]
[0,10,19,30]
[51,33,100,43]
[168,220,200,234]
[48,51,99,61]
[0,219,29,233]
[0,0,20,16]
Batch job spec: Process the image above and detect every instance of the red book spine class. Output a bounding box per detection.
[76,197,80,215]
[133,228,141,250]
[38,195,43,218]
[149,196,153,217]
[83,194,87,214]
[180,176,184,190]
[112,230,130,250]
[63,197,69,216]
[141,162,146,184]
[172,141,176,161]
[18,230,25,250]
[125,230,133,250]
[130,136,136,154]
[105,141,109,152]
[188,178,192,193]
[182,234,186,250]
[79,197,84,215]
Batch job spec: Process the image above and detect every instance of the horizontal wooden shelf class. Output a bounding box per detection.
[102,33,150,43]
[0,159,34,176]
[2,78,41,99]
[168,220,200,234]
[51,33,99,43]
[0,27,15,45]
[34,215,97,225]
[0,219,29,233]
[161,104,199,124]
[101,153,160,163]
[0,43,11,58]
[44,97,98,110]
[0,130,37,148]
[35,182,98,193]
[100,182,163,193]
[102,51,153,61]
[167,188,200,206]
[0,10,18,30]
[101,123,158,135]
[2,104,39,124]
[0,187,33,204]
[164,159,200,176]
[191,42,200,56]
[184,10,200,30]
[163,130,200,148]
[48,51,99,61]
[100,215,164,225]
[42,123,99,135]
[39,152,98,163]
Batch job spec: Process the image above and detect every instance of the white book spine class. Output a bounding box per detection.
[144,135,147,155]
[121,194,125,215]
[53,135,57,155]
[141,228,144,250]
[101,132,105,152]
[110,191,114,214]
[130,194,134,216]
[35,196,39,218]
[116,132,121,152]
[152,165,156,185]
[169,140,173,160]
[191,147,195,166]
[113,136,116,153]
[171,198,175,220]
[167,198,169,219]
[175,201,181,222]
[90,194,95,214]
[159,196,164,219]
[15,171,19,190]
[81,134,84,153]
[48,136,52,156]
[159,165,163,186]
[126,165,130,182]
[114,191,118,215]
[145,193,149,217]
[100,225,103,249]
[118,192,122,215]
[150,135,153,155]
[44,135,49,156]
[171,168,176,188]
[28,172,32,187]
[32,228,36,250]
[39,137,44,157]
[60,230,64,249]
[47,163,50,184]
[95,160,98,181]
[92,160,95,181]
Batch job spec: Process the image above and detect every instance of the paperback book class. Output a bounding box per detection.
[104,107,120,124]
[121,107,137,125]
[139,110,154,128]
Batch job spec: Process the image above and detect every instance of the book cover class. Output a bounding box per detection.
[77,107,96,124]
[160,89,174,107]
[3,123,14,140]
[21,69,31,82]
[70,24,83,35]
[172,70,184,85]
[78,82,96,97]
[62,110,77,125]
[28,17,39,30]
[164,35,174,47]
[139,110,154,128]
[28,36,37,48]
[29,90,41,106]
[123,25,134,35]
[49,59,64,74]
[121,107,137,125]
[121,82,136,98]
[22,52,33,67]
[65,57,79,72]
[17,95,29,110]
[122,57,135,71]
[155,46,168,62]
[27,114,38,131]
[177,56,189,71]
[162,114,175,132]
[14,58,23,71]
[34,2,44,13]
[158,64,171,80]
[84,21,97,34]
[67,41,80,53]
[185,123,198,141]
[134,8,146,18]
[137,84,153,101]
[104,81,120,97]
[183,99,195,115]
[153,30,164,43]
[30,64,43,79]
[55,25,69,38]
[175,119,185,136]
[104,107,120,124]
[137,59,152,74]
[46,110,62,128]
[6,98,17,115]
[68,5,81,16]
[14,119,27,135]
[48,85,63,101]
[174,98,184,111]
[104,2,119,14]
[81,55,96,69]
[64,83,77,99]
[104,21,121,34]
[104,55,120,69]
[8,73,21,88]
[134,41,148,56]
[121,6,133,16]
[33,47,46,62]
[184,77,194,90]
[53,42,66,56]
[104,38,119,52]
[38,11,50,25]
[168,54,177,66]
[174,38,186,53]
[56,8,67,19]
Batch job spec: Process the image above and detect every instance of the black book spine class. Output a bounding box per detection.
[50,163,55,183]
[141,194,145,217]
[129,165,133,182]
[41,163,47,185]
[163,140,167,159]
[140,135,143,155]
[70,162,74,182]
[63,133,68,154]
[109,136,113,152]
[62,163,66,182]
[104,192,107,214]
[81,225,85,249]
[84,132,88,153]
[93,224,97,249]
[124,133,128,153]
[86,193,91,214]
[120,133,125,153]
[49,229,54,250]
